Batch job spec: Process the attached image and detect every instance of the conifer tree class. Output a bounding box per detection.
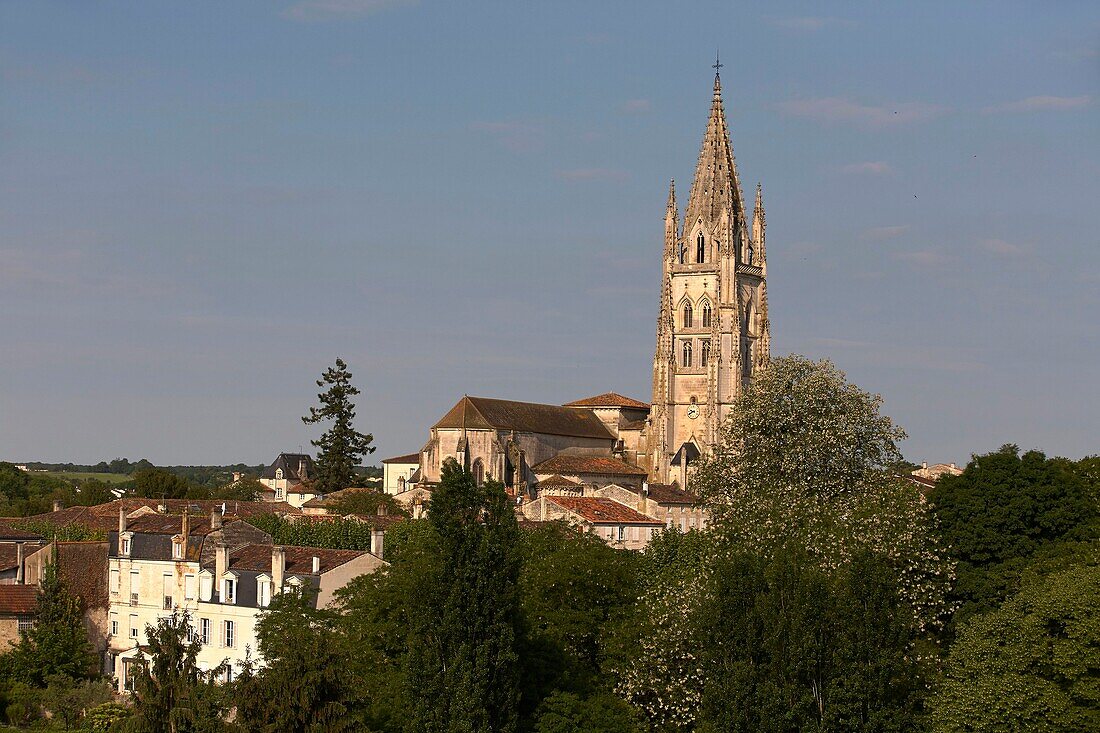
[302,358,375,494]
[404,458,522,733]
[3,562,96,685]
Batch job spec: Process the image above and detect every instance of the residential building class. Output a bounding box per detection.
[382,453,420,495]
[0,586,36,648]
[520,495,663,550]
[259,453,318,507]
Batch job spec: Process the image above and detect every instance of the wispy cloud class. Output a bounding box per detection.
[982,95,1092,114]
[896,250,952,268]
[281,0,416,22]
[470,121,544,153]
[766,16,854,32]
[556,168,628,182]
[620,98,652,114]
[840,161,892,175]
[862,225,908,240]
[777,97,948,128]
[978,238,1028,257]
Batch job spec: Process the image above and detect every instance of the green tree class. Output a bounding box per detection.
[2,562,96,685]
[302,358,376,494]
[404,458,521,733]
[930,559,1100,733]
[533,691,643,733]
[210,476,266,502]
[233,588,358,732]
[326,488,406,518]
[132,468,193,500]
[693,355,954,631]
[122,612,229,733]
[695,546,926,733]
[929,445,1100,623]
[0,462,31,503]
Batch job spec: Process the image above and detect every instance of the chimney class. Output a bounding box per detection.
[215,543,228,585]
[118,507,127,535]
[271,546,285,592]
[311,556,320,574]
[922,461,928,470]
[52,499,63,512]
[210,507,222,530]
[157,502,167,514]
[371,528,384,559]
[181,509,190,542]
[15,543,24,584]
[639,481,649,512]
[377,503,387,517]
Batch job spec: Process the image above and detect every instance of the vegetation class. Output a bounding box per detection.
[246,514,384,552]
[302,358,376,494]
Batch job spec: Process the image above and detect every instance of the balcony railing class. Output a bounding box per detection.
[130,593,139,606]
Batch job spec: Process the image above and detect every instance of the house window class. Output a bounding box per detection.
[129,614,139,639]
[172,540,183,560]
[701,340,711,368]
[274,468,283,480]
[275,487,284,500]
[258,579,272,608]
[186,624,195,643]
[199,574,212,602]
[109,615,119,636]
[682,341,692,368]
[17,615,33,632]
[702,302,712,327]
[696,232,705,263]
[222,578,236,604]
[223,620,235,649]
[617,526,626,542]
[109,569,120,595]
[120,536,131,556]
[200,618,211,645]
[223,666,234,683]
[683,303,693,328]
[129,571,140,605]
[184,574,197,601]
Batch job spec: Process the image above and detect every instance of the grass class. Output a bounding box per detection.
[46,471,132,484]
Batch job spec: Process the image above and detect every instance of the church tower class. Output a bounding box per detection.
[646,66,770,486]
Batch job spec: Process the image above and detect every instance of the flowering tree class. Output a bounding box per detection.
[693,355,955,632]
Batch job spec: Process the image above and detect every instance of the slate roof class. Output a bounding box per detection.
[221,544,370,576]
[564,392,650,410]
[532,453,648,477]
[261,453,313,481]
[0,586,37,615]
[382,453,420,465]
[432,396,614,440]
[548,496,661,525]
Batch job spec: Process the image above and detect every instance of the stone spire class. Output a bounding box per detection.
[751,182,765,263]
[664,179,677,259]
[683,70,747,230]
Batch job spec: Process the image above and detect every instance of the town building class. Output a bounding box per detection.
[0,586,36,648]
[519,495,663,551]
[259,453,319,507]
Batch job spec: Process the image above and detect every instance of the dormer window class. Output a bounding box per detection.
[274,468,284,480]
[172,538,183,560]
[696,233,705,263]
[257,575,272,608]
[120,533,132,557]
[198,572,213,602]
[222,577,237,604]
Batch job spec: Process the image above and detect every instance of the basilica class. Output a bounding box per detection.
[385,68,770,513]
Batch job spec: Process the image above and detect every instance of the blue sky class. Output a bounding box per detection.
[1,1,1097,467]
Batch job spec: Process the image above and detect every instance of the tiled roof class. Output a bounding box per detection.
[432,396,614,440]
[536,474,581,489]
[615,482,700,505]
[532,453,648,477]
[620,418,647,431]
[548,496,661,525]
[224,544,370,576]
[382,453,420,464]
[0,586,37,615]
[24,499,298,531]
[294,513,406,529]
[0,522,44,541]
[564,392,650,410]
[56,542,109,609]
[0,542,46,572]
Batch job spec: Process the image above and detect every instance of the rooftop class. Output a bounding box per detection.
[547,496,662,525]
[0,585,38,615]
[223,544,371,576]
[532,453,648,477]
[563,392,650,410]
[433,396,614,440]
[382,453,420,465]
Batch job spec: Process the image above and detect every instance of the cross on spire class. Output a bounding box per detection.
[712,50,722,77]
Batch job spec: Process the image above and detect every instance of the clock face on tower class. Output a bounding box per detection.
[687,401,700,419]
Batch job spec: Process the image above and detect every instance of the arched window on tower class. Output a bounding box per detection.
[683,303,693,328]
[747,243,755,265]
[701,340,710,368]
[702,302,712,328]
[682,341,692,368]
[697,233,705,263]
[678,244,686,265]
[472,459,484,487]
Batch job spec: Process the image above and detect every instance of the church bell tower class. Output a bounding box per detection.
[646,64,771,486]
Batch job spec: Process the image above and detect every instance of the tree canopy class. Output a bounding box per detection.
[302,358,376,494]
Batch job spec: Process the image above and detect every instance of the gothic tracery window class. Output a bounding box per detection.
[682,341,692,368]
[472,459,484,487]
[701,340,710,368]
[678,245,685,265]
[683,303,693,328]
[696,233,705,263]
[747,244,755,265]
[702,302,712,328]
